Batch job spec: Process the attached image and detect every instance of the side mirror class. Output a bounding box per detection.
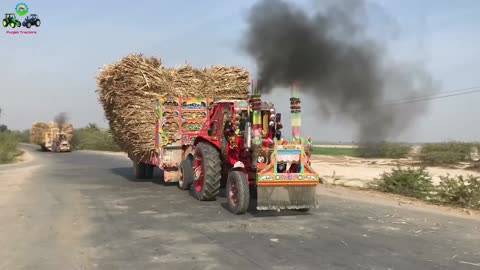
[275,113,281,123]
[244,122,252,149]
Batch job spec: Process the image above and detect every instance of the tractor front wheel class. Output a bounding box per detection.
[26,22,31,28]
[10,22,15,28]
[192,142,221,201]
[16,21,20,27]
[226,170,250,214]
[178,159,193,190]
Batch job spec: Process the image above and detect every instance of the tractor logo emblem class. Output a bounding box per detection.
[15,3,29,16]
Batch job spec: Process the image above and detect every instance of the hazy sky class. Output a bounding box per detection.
[0,0,479,142]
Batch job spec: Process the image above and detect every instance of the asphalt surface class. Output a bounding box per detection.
[0,144,479,270]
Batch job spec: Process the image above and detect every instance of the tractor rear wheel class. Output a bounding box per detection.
[35,19,40,27]
[133,162,146,179]
[10,22,15,28]
[178,159,193,190]
[192,142,221,201]
[226,170,250,214]
[2,20,7,27]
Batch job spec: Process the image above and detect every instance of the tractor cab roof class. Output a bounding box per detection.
[5,13,15,16]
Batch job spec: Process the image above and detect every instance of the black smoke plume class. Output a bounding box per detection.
[243,0,437,142]
[54,112,68,131]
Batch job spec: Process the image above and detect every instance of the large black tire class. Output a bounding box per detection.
[134,162,146,179]
[26,22,31,28]
[145,164,154,179]
[226,170,250,214]
[35,19,41,27]
[2,19,7,27]
[192,142,221,201]
[178,159,193,190]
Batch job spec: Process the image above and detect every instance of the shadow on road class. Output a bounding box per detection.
[110,167,177,186]
[219,189,312,217]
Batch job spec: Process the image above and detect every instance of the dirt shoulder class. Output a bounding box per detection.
[310,154,480,187]
[311,153,480,220]
[317,184,480,221]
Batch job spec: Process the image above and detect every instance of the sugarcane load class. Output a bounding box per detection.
[96,54,320,214]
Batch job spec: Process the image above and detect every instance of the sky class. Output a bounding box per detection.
[0,0,479,143]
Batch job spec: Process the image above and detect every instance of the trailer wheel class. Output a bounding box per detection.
[134,162,146,179]
[145,164,154,179]
[226,170,250,214]
[192,142,221,201]
[178,159,193,190]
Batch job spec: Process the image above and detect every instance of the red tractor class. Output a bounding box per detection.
[131,83,320,214]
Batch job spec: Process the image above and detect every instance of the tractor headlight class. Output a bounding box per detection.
[257,156,265,163]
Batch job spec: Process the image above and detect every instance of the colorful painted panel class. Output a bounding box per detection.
[276,149,301,162]
[257,173,319,182]
[235,100,248,108]
[182,98,208,110]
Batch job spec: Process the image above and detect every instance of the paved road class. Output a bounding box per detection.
[0,145,479,270]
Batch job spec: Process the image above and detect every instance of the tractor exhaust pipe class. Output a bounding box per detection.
[290,82,301,141]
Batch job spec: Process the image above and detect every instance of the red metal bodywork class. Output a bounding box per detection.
[149,96,319,191]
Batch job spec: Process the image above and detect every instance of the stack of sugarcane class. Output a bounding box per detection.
[31,122,50,145]
[30,122,74,145]
[96,54,250,162]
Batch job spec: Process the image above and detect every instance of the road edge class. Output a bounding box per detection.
[0,146,34,167]
[317,184,480,220]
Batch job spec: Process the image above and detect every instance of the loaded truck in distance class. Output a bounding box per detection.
[31,122,73,152]
[130,84,320,214]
